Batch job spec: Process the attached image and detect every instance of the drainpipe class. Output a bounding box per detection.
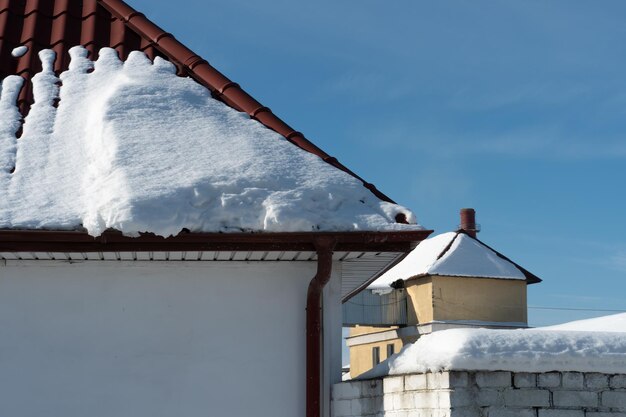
[306,236,337,417]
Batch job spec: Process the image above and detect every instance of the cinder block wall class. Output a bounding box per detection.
[332,371,626,417]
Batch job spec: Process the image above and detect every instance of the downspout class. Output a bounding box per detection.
[306,236,337,417]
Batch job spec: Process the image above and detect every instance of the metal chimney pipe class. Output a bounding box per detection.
[460,208,477,238]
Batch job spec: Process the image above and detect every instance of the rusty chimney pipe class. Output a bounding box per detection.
[460,208,478,238]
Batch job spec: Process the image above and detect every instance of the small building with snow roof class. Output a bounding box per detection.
[344,209,541,378]
[0,1,431,417]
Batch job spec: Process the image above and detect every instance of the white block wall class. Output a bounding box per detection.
[333,371,626,417]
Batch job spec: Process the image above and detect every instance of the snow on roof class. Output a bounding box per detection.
[541,312,626,332]
[359,317,626,378]
[0,48,421,237]
[10,45,28,58]
[368,231,526,290]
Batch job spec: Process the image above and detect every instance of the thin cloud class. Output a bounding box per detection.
[448,82,594,112]
[608,251,626,273]
[408,163,472,203]
[319,72,417,103]
[550,294,621,304]
[355,121,626,161]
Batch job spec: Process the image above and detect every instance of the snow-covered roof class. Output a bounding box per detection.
[541,312,626,332]
[0,1,426,241]
[0,48,422,237]
[368,231,539,290]
[359,313,626,378]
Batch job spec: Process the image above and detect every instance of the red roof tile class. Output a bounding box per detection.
[0,0,400,208]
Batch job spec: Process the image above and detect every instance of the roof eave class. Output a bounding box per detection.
[0,229,433,253]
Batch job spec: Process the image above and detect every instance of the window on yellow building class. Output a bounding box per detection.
[387,343,395,357]
[372,347,380,366]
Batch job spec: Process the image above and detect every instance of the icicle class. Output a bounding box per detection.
[125,50,153,72]
[67,46,93,74]
[17,49,59,141]
[94,47,122,73]
[0,76,24,109]
[0,76,24,174]
[153,56,176,74]
[30,50,59,110]
[39,49,56,73]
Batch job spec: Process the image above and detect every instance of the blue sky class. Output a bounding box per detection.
[130,0,626,326]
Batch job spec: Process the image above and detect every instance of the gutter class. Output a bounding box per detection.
[306,236,336,417]
[0,230,431,253]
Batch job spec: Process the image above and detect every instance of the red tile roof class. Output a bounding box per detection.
[0,0,401,208]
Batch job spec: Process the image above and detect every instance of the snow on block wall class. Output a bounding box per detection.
[361,327,626,378]
[333,371,626,417]
[0,47,421,237]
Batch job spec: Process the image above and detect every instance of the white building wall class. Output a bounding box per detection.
[323,261,344,417]
[0,260,338,417]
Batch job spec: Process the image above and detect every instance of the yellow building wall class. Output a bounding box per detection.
[429,276,527,323]
[347,276,528,377]
[404,277,433,324]
[348,337,403,378]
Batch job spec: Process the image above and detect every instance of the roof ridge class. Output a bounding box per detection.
[96,0,398,206]
[434,231,459,261]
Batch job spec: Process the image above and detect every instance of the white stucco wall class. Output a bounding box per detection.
[324,260,343,417]
[0,260,342,417]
